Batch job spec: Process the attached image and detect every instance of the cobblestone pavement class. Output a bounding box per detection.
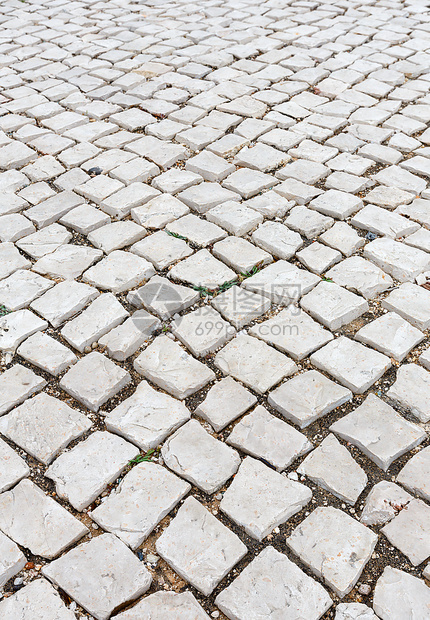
[1,0,430,617]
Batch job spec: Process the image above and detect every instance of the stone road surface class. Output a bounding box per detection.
[0,0,430,617]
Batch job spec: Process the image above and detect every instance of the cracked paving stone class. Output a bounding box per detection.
[98,309,161,361]
[30,279,100,329]
[0,479,88,559]
[90,462,190,549]
[0,436,30,493]
[42,533,152,620]
[134,335,215,399]
[130,194,190,230]
[287,506,378,598]
[32,245,103,280]
[220,456,312,541]
[331,394,426,472]
[161,419,240,494]
[227,405,312,471]
[105,380,190,451]
[360,481,414,527]
[156,496,247,596]
[0,392,92,465]
[0,269,53,312]
[0,309,47,353]
[215,546,332,620]
[0,531,26,589]
[127,275,199,320]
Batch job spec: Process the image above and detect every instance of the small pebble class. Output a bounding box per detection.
[359,584,371,595]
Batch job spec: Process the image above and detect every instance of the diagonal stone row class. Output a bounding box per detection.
[0,0,430,618]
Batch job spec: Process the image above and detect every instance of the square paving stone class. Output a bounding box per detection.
[355,312,424,362]
[220,456,312,541]
[131,230,192,270]
[227,405,312,471]
[98,309,160,361]
[131,194,189,230]
[128,275,199,320]
[215,546,332,620]
[30,280,100,329]
[382,499,430,566]
[134,335,215,399]
[0,243,31,280]
[162,419,240,494]
[195,376,257,432]
[0,309,48,353]
[0,531,26,588]
[250,306,333,360]
[178,182,240,214]
[46,431,139,511]
[60,292,128,353]
[90,462,190,549]
[207,201,263,237]
[310,336,391,393]
[0,578,77,620]
[0,364,46,416]
[360,481,414,527]
[331,394,426,471]
[43,533,152,620]
[382,282,430,330]
[0,393,92,465]
[172,306,235,357]
[82,250,155,293]
[17,331,77,375]
[167,214,227,247]
[105,380,190,451]
[285,205,334,240]
[397,446,430,503]
[275,178,323,205]
[297,241,342,275]
[223,168,277,199]
[60,352,131,412]
[387,363,430,423]
[213,236,272,273]
[87,221,146,254]
[242,260,320,305]
[298,434,367,505]
[33,245,103,280]
[251,221,303,259]
[286,507,378,598]
[16,224,72,260]
[319,221,365,257]
[215,334,297,394]
[373,567,430,620]
[156,496,247,596]
[169,249,236,288]
[268,369,352,428]
[301,281,369,330]
[116,591,210,620]
[0,479,88,559]
[309,189,362,219]
[326,257,393,300]
[0,437,29,493]
[60,204,110,235]
[363,238,430,283]
[0,270,53,311]
[212,285,271,330]
[351,205,420,239]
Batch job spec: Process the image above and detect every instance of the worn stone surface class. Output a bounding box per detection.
[287,507,378,598]
[298,433,367,506]
[46,431,139,511]
[373,567,430,620]
[215,546,332,620]
[90,462,190,549]
[43,534,152,620]
[397,446,430,503]
[382,500,430,566]
[116,592,210,620]
[221,456,312,540]
[360,481,413,527]
[0,436,30,492]
[227,405,312,471]
[301,281,368,330]
[0,579,77,620]
[387,364,430,423]
[195,376,257,431]
[0,479,88,559]
[0,365,46,416]
[156,496,247,596]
